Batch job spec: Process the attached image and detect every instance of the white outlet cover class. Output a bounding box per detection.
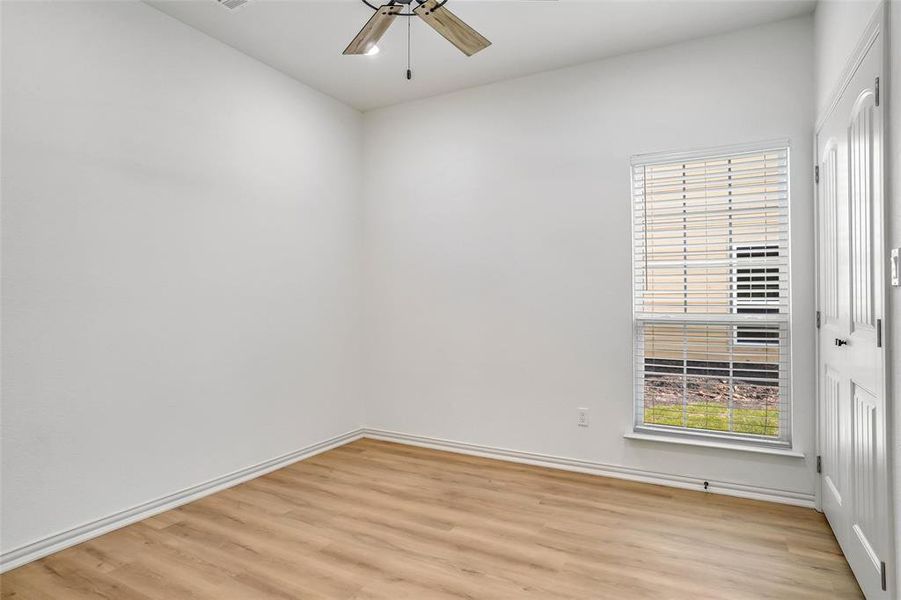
[891,248,899,286]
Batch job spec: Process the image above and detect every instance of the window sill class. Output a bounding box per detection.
[624,431,805,458]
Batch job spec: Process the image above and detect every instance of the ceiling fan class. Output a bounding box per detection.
[343,0,491,63]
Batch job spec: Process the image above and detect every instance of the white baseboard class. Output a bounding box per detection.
[361,428,817,509]
[0,428,364,574]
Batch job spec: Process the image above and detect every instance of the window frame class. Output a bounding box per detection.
[629,139,793,450]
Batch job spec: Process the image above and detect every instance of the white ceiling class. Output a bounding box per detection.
[147,0,815,111]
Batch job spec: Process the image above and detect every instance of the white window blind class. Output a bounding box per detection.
[632,142,791,446]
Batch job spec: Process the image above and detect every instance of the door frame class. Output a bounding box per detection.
[813,1,894,595]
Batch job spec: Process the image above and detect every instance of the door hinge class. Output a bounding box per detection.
[816,455,822,474]
[881,560,887,591]
[814,164,820,184]
[875,77,880,107]
[877,318,882,348]
[816,311,821,329]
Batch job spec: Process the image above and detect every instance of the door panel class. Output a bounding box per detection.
[849,92,876,334]
[816,25,888,599]
[851,382,878,548]
[850,377,887,591]
[822,366,843,507]
[823,142,840,324]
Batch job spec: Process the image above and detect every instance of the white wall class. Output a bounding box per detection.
[1,1,363,554]
[814,0,882,115]
[362,16,816,498]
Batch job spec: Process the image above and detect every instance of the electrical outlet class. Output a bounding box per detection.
[577,408,589,427]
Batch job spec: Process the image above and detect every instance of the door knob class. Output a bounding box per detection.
[835,338,848,347]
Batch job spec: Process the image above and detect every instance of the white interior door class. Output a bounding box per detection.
[816,25,888,600]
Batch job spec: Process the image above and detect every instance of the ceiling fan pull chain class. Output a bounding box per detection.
[406,11,412,80]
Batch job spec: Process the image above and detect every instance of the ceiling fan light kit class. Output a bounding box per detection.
[343,0,490,80]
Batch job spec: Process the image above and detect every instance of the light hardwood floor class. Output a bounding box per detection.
[1,439,862,599]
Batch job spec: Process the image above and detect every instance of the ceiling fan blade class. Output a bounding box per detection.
[343,4,403,55]
[413,0,491,57]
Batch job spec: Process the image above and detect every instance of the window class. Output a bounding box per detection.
[631,142,791,446]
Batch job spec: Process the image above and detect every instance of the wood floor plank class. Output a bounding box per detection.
[0,439,863,599]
